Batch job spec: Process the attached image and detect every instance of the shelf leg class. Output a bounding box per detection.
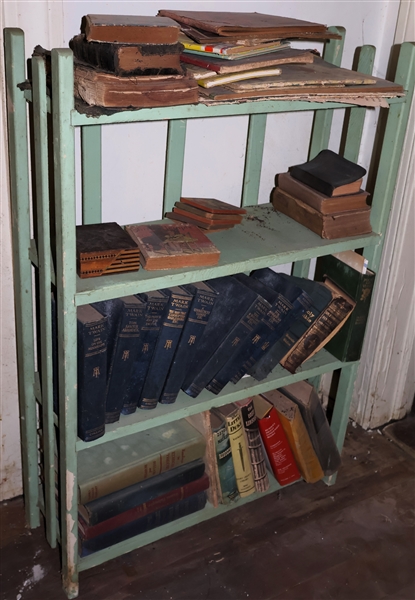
[241,113,267,207]
[4,28,40,529]
[81,125,102,224]
[51,48,79,599]
[163,119,187,214]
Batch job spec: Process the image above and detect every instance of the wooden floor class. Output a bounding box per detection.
[1,422,414,600]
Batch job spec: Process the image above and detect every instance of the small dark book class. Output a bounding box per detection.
[174,202,244,222]
[81,14,180,44]
[182,276,267,398]
[289,149,367,197]
[160,282,218,404]
[76,222,140,279]
[77,305,108,442]
[92,295,147,423]
[314,252,375,361]
[120,290,169,415]
[139,286,194,410]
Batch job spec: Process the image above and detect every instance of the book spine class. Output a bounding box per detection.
[79,474,210,539]
[120,295,168,414]
[239,399,269,493]
[105,302,146,423]
[281,296,354,373]
[160,287,217,404]
[82,459,206,525]
[78,439,206,504]
[212,419,239,504]
[77,312,108,442]
[225,409,255,498]
[257,408,301,486]
[80,492,207,556]
[140,291,192,409]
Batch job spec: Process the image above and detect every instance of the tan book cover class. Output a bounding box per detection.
[261,389,324,483]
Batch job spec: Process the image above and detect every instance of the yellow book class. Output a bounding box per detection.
[262,389,324,484]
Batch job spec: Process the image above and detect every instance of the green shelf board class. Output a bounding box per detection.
[75,204,380,306]
[76,348,355,451]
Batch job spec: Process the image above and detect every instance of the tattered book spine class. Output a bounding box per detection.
[238,398,269,492]
[223,409,255,498]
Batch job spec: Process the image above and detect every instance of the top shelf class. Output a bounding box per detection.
[75,204,380,305]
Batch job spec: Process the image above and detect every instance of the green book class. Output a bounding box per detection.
[314,252,375,362]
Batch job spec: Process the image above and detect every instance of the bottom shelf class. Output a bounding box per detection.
[78,475,289,571]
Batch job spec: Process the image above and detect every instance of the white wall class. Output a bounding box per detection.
[0,1,401,500]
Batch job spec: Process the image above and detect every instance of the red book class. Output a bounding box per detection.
[78,473,210,540]
[253,395,301,485]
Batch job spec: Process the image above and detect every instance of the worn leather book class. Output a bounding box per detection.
[278,381,342,476]
[160,282,218,405]
[315,253,375,361]
[289,149,367,197]
[76,222,140,278]
[170,205,242,226]
[179,197,246,215]
[236,397,270,493]
[77,420,206,503]
[261,389,324,483]
[126,222,220,269]
[277,173,370,214]
[74,64,199,109]
[174,202,243,222]
[80,492,207,556]
[272,187,372,239]
[165,211,233,231]
[253,395,301,485]
[212,404,255,498]
[92,296,147,423]
[78,459,205,525]
[81,14,180,44]
[70,34,184,76]
[77,305,108,442]
[120,290,169,415]
[209,411,239,504]
[280,278,356,373]
[139,287,193,410]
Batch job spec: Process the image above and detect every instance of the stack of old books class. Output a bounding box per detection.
[165,197,247,231]
[69,14,198,108]
[272,150,372,239]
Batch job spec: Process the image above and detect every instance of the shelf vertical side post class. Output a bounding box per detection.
[325,362,359,486]
[292,27,345,279]
[81,125,102,224]
[51,48,79,599]
[163,119,187,214]
[364,42,415,270]
[342,45,376,163]
[3,28,40,529]
[32,55,57,547]
[241,113,267,207]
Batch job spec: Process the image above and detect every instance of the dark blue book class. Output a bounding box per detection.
[78,459,205,525]
[248,269,332,380]
[160,282,218,405]
[182,276,266,399]
[77,305,108,442]
[92,296,147,423]
[139,286,193,410]
[121,290,169,415]
[207,273,295,394]
[79,491,207,556]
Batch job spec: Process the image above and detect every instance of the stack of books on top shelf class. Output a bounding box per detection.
[272,150,372,239]
[69,14,198,108]
[165,197,247,231]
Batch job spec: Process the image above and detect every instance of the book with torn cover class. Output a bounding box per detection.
[81,14,180,44]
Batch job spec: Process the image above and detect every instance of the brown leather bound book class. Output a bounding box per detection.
[174,202,243,222]
[172,205,242,225]
[81,14,180,44]
[180,197,246,215]
[261,389,324,483]
[277,173,369,215]
[76,222,140,278]
[165,212,232,231]
[271,187,372,239]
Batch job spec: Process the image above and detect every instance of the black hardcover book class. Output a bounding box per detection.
[140,286,193,410]
[80,491,207,556]
[92,296,147,423]
[121,290,169,415]
[160,282,218,405]
[248,268,331,380]
[207,273,296,393]
[182,276,266,398]
[79,459,205,525]
[77,305,108,442]
[289,150,366,197]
